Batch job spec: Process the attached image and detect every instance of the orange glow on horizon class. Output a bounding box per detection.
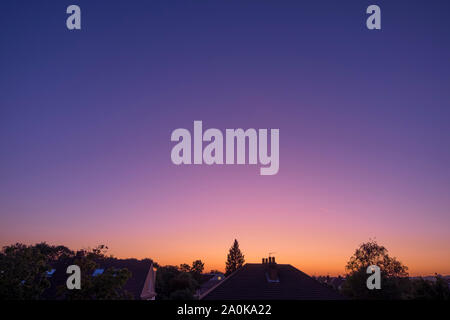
[2,231,449,277]
[1,170,449,278]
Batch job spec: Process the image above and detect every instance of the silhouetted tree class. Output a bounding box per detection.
[209,269,222,274]
[191,260,204,275]
[155,265,198,300]
[225,239,245,276]
[59,245,132,300]
[410,275,450,300]
[0,243,132,300]
[179,263,191,272]
[0,243,54,299]
[342,240,410,299]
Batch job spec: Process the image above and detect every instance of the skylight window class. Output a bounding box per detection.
[46,269,56,277]
[92,268,104,276]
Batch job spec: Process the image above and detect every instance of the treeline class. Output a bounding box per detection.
[0,241,240,300]
[155,260,205,300]
[0,243,136,300]
[335,240,450,300]
[1,239,448,300]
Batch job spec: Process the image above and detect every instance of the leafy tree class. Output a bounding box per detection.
[179,263,191,273]
[225,239,245,276]
[0,243,54,300]
[191,260,204,275]
[155,265,198,300]
[345,240,408,277]
[432,276,450,300]
[342,240,410,299]
[170,288,196,300]
[410,275,450,300]
[0,242,134,300]
[58,245,132,300]
[155,265,180,299]
[34,243,73,263]
[189,259,205,283]
[170,272,198,295]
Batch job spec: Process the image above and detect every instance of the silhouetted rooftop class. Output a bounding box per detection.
[201,263,345,300]
[43,258,153,299]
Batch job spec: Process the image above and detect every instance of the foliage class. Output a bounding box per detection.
[345,240,408,277]
[170,288,197,300]
[342,240,410,299]
[179,263,191,273]
[0,243,54,300]
[225,239,245,276]
[410,276,450,300]
[0,243,133,300]
[59,245,132,300]
[155,265,198,300]
[191,260,204,275]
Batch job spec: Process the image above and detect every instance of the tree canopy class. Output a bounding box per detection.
[155,265,198,300]
[59,245,132,300]
[0,243,132,300]
[342,240,410,299]
[0,243,53,300]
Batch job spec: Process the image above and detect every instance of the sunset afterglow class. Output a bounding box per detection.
[1,0,449,279]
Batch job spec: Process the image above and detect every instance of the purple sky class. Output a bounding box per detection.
[1,0,449,275]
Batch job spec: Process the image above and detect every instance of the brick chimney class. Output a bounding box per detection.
[264,256,279,282]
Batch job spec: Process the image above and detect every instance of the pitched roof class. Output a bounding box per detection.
[43,258,153,299]
[201,263,345,300]
[196,273,225,296]
[101,258,153,299]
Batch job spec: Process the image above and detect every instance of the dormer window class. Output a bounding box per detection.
[46,269,56,277]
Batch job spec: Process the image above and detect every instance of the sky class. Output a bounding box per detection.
[1,0,449,276]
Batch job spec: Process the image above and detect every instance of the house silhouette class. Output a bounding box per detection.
[201,257,344,300]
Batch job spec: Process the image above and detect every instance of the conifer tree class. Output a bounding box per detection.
[225,239,245,276]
